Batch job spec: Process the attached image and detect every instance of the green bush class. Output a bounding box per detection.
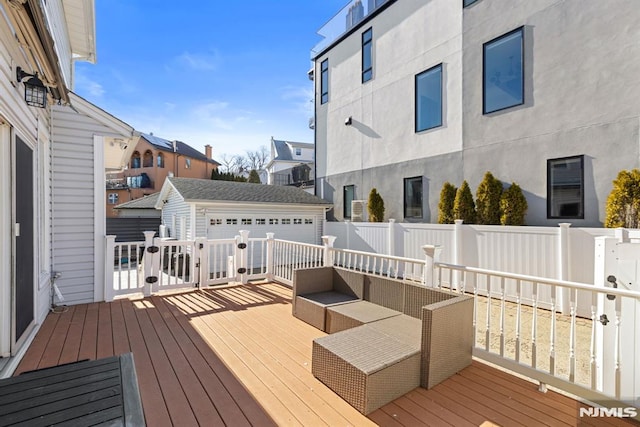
[605,169,640,228]
[453,180,476,224]
[211,169,247,182]
[476,171,503,225]
[500,183,528,225]
[438,182,457,224]
[367,188,385,222]
[248,169,261,183]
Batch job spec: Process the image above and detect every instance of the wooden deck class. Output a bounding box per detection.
[16,282,639,426]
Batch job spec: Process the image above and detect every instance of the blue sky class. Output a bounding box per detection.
[74,0,348,159]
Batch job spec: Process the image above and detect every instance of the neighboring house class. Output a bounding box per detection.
[106,132,220,217]
[265,137,315,192]
[0,0,136,365]
[312,0,640,226]
[108,193,161,242]
[156,177,332,244]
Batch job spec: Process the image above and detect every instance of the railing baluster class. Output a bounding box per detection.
[550,284,556,375]
[569,288,576,383]
[471,270,477,346]
[516,279,522,363]
[614,297,622,399]
[500,276,505,357]
[590,291,598,390]
[531,281,538,369]
[485,274,491,352]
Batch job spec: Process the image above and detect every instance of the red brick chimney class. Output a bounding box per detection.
[205,144,212,159]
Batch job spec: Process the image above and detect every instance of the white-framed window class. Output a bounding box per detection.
[108,193,119,204]
[209,218,222,226]
[256,219,266,225]
[295,148,302,156]
[226,218,238,225]
[282,218,291,225]
[241,218,252,225]
[305,219,313,225]
[294,218,302,225]
[269,218,279,225]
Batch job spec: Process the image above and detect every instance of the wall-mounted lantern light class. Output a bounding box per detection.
[16,67,47,108]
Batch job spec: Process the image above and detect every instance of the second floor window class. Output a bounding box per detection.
[185,158,191,169]
[108,193,118,205]
[415,64,443,132]
[483,27,524,114]
[362,28,373,83]
[321,59,329,104]
[143,150,153,167]
[157,153,164,168]
[130,152,141,169]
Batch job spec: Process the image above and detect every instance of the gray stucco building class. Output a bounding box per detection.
[313,0,640,226]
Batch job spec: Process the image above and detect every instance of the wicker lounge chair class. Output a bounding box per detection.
[292,266,364,331]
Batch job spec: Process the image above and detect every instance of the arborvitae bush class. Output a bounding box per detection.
[438,182,457,224]
[248,169,261,183]
[453,180,476,224]
[211,169,247,182]
[605,169,640,228]
[500,183,528,225]
[476,171,503,225]
[367,188,385,222]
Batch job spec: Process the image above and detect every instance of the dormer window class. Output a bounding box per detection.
[295,148,302,156]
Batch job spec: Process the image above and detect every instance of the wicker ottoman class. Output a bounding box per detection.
[294,292,359,331]
[325,300,402,333]
[312,317,421,415]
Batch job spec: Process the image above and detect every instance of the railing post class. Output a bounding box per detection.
[239,230,250,284]
[558,223,571,313]
[614,227,629,243]
[322,235,336,267]
[145,235,160,297]
[265,233,275,281]
[105,235,116,302]
[388,219,396,256]
[195,237,207,289]
[422,245,442,288]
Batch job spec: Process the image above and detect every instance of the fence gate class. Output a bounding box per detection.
[595,237,640,407]
[147,238,199,293]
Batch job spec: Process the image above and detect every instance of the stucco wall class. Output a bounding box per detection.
[315,0,640,226]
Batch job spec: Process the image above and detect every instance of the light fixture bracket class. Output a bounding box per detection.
[16,66,47,108]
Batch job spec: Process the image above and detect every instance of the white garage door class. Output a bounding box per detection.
[206,215,317,244]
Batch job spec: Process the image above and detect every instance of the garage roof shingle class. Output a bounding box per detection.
[168,177,331,206]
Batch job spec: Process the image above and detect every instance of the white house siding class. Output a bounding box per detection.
[160,188,191,240]
[0,10,54,356]
[315,0,640,226]
[50,104,121,305]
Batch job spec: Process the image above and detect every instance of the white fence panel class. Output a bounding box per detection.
[398,223,454,262]
[202,238,237,286]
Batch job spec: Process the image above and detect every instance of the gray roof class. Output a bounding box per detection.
[168,177,331,206]
[115,193,160,209]
[140,133,220,165]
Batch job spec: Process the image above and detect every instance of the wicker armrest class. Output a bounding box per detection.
[420,294,473,389]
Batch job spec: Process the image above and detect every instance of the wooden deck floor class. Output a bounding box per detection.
[16,282,639,427]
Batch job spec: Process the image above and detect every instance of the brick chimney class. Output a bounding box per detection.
[205,144,212,159]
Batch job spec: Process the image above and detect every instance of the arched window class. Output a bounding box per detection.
[157,152,164,168]
[143,150,153,167]
[130,151,141,169]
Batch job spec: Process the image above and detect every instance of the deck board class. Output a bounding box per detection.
[15,282,640,426]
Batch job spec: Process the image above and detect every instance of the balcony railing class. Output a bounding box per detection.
[106,232,640,413]
[311,0,390,57]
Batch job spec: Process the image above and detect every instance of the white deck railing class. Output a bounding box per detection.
[105,232,640,410]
